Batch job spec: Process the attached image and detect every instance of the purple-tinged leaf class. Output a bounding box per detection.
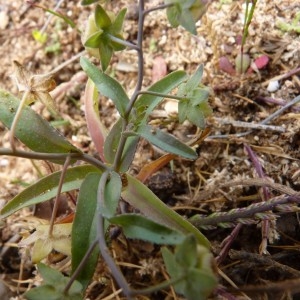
[84,79,107,161]
[219,56,235,75]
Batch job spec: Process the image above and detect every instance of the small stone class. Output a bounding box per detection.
[267,81,280,92]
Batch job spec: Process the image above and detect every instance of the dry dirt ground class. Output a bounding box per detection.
[0,0,300,299]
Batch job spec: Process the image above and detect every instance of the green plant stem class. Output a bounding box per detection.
[63,239,98,294]
[107,34,139,51]
[125,0,145,117]
[9,90,30,152]
[137,90,187,101]
[39,0,65,34]
[97,211,133,298]
[241,0,257,50]
[0,148,108,171]
[96,171,133,297]
[143,3,173,16]
[240,0,257,73]
[48,155,71,236]
[112,0,145,171]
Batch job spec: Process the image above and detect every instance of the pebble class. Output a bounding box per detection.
[267,80,280,92]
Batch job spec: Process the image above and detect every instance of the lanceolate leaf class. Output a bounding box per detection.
[104,118,139,172]
[112,8,127,34]
[109,214,185,245]
[101,171,122,218]
[84,31,104,48]
[162,235,217,300]
[81,0,100,5]
[95,4,111,29]
[72,173,101,289]
[98,38,113,72]
[25,263,83,300]
[187,107,205,128]
[121,174,210,248]
[0,165,101,218]
[185,65,204,91]
[134,124,197,160]
[84,79,107,161]
[135,70,188,120]
[0,89,81,164]
[80,57,129,116]
[177,8,197,35]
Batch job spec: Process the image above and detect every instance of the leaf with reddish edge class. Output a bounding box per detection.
[219,56,236,75]
[136,153,176,183]
[84,79,107,161]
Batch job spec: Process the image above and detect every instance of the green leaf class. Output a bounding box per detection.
[187,106,205,128]
[0,89,81,164]
[162,235,217,300]
[190,88,209,106]
[81,0,101,5]
[109,214,185,245]
[161,247,185,292]
[178,9,197,35]
[134,124,197,160]
[103,118,139,172]
[80,57,129,116]
[165,0,198,34]
[25,263,83,300]
[198,99,212,115]
[101,171,122,218]
[103,118,122,164]
[0,165,101,218]
[116,135,139,172]
[84,30,103,48]
[178,100,188,123]
[184,269,217,300]
[72,173,100,289]
[37,7,77,30]
[95,4,111,29]
[175,235,197,267]
[166,3,181,28]
[186,101,211,128]
[121,174,210,248]
[38,262,65,282]
[112,8,127,34]
[98,38,113,71]
[135,70,188,120]
[25,285,62,300]
[185,65,203,91]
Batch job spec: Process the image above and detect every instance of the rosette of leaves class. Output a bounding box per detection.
[177,65,212,128]
[164,0,208,34]
[162,235,217,300]
[24,263,83,300]
[83,4,127,71]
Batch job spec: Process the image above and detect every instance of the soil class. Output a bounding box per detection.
[0,0,300,299]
